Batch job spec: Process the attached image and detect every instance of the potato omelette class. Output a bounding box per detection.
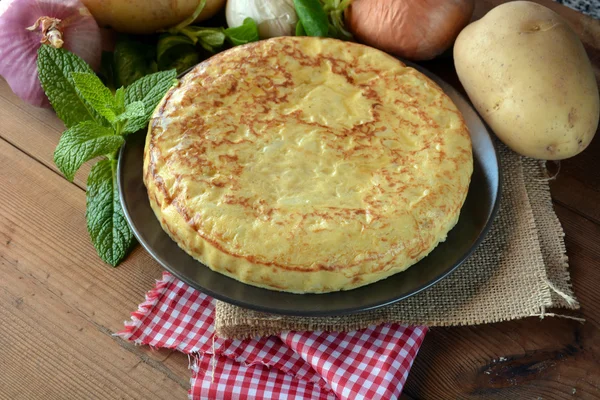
[144,37,473,293]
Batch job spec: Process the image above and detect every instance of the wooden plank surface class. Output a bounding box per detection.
[404,4,600,397]
[0,1,599,399]
[0,88,191,397]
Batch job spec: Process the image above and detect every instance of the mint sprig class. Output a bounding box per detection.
[53,121,124,182]
[71,72,119,123]
[38,45,177,266]
[123,70,177,134]
[86,159,133,266]
[37,46,108,128]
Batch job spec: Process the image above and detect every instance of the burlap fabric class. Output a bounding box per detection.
[215,145,579,339]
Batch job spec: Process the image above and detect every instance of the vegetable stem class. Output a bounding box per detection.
[179,28,200,44]
[170,0,207,33]
[27,17,64,48]
[115,120,124,137]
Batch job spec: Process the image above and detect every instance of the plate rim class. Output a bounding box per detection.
[118,63,502,317]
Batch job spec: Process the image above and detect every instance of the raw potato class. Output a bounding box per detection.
[81,0,225,34]
[454,1,599,160]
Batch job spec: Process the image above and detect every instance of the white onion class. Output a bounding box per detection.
[226,0,298,39]
[0,0,102,107]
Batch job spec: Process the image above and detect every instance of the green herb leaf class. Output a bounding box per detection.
[160,49,200,74]
[294,0,329,37]
[123,70,178,133]
[157,35,196,60]
[198,30,227,52]
[157,35,200,73]
[71,72,118,123]
[86,159,134,267]
[183,26,226,52]
[54,121,124,182]
[115,87,125,110]
[114,37,157,87]
[115,101,145,124]
[37,46,106,128]
[327,8,352,39]
[224,18,260,46]
[296,21,306,36]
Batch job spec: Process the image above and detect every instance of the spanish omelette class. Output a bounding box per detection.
[144,36,473,293]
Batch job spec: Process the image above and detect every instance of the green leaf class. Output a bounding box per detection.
[294,0,329,37]
[224,18,260,46]
[198,30,226,52]
[183,26,226,52]
[53,121,124,182]
[114,37,157,87]
[123,70,177,134]
[327,9,352,39]
[115,87,125,110]
[71,72,118,123]
[116,101,145,126]
[160,49,200,74]
[86,159,134,266]
[157,35,195,60]
[37,45,106,128]
[157,35,200,73]
[296,20,306,36]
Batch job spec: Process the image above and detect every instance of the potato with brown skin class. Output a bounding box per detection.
[454,1,599,160]
[81,0,225,34]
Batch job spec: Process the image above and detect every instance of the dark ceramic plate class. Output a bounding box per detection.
[118,65,501,316]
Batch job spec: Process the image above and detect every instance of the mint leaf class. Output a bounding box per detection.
[72,72,118,123]
[294,0,329,37]
[53,121,124,182]
[37,46,106,128]
[86,159,133,266]
[116,101,145,126]
[123,70,177,133]
[224,18,259,46]
[115,87,125,110]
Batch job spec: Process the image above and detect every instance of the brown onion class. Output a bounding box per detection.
[346,0,475,61]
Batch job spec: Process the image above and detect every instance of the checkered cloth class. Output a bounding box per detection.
[118,272,427,399]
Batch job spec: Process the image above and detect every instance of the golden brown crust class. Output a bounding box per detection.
[144,37,473,293]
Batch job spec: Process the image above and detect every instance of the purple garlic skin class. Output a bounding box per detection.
[0,0,101,107]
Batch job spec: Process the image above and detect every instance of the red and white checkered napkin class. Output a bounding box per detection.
[118,272,427,399]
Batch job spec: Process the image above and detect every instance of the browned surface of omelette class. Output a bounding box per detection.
[144,37,473,293]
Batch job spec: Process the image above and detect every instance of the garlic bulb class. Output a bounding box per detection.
[226,0,298,38]
[0,0,101,107]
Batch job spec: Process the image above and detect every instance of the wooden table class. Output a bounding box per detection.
[1,1,598,399]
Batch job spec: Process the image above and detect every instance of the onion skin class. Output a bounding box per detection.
[0,0,101,107]
[346,0,475,61]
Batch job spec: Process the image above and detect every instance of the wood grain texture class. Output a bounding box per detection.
[0,1,599,398]
[0,126,191,397]
[0,78,90,189]
[405,2,600,398]
[405,204,600,399]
